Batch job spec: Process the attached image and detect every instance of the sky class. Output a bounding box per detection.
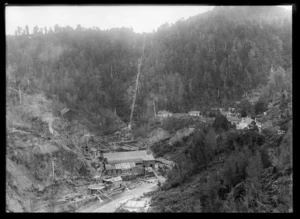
[5,5,292,35]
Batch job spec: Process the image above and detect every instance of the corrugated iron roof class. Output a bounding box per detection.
[103,150,154,164]
[115,162,136,170]
[105,162,136,170]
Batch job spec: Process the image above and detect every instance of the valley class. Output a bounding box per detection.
[6,5,292,213]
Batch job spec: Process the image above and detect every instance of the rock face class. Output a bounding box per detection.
[168,128,195,146]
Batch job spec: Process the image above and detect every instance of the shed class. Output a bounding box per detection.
[188,111,201,117]
[102,176,123,188]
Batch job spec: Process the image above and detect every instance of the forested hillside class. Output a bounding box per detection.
[6,6,291,125]
[6,6,292,213]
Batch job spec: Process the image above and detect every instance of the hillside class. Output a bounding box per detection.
[6,6,292,212]
[6,92,100,212]
[149,102,292,212]
[6,6,291,123]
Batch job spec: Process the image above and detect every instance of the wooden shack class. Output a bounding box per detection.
[102,176,123,189]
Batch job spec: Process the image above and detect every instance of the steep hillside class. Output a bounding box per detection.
[6,93,98,212]
[149,104,292,212]
[6,6,292,123]
[6,6,292,212]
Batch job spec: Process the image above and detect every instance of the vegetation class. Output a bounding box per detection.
[6,6,292,212]
[151,119,292,212]
[7,6,291,124]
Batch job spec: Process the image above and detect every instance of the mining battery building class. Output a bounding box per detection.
[102,150,155,176]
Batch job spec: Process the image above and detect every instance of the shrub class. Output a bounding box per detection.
[222,151,250,187]
[254,99,268,115]
[187,130,212,170]
[239,99,253,117]
[151,142,173,158]
[205,127,217,152]
[133,123,150,138]
[213,114,231,132]
[199,172,223,212]
[273,126,292,172]
[161,117,194,134]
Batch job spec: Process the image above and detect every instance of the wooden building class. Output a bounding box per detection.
[103,150,155,176]
[188,111,201,117]
[157,110,172,118]
[102,176,123,189]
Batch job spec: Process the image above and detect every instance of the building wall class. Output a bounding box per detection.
[113,181,123,188]
[143,160,155,168]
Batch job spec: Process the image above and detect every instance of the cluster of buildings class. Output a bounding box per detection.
[155,107,263,131]
[211,107,263,131]
[236,117,262,131]
[86,149,172,196]
[156,110,203,118]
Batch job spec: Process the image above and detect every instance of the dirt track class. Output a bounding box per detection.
[78,182,158,212]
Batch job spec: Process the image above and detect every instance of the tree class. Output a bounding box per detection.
[25,25,29,35]
[15,26,22,36]
[205,127,217,151]
[33,25,39,35]
[254,99,268,115]
[239,99,253,117]
[213,114,231,132]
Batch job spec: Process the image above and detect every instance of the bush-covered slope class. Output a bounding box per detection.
[150,109,292,212]
[6,6,291,122]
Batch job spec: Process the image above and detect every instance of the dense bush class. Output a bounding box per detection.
[254,99,268,115]
[213,114,232,133]
[151,141,173,158]
[272,125,292,172]
[160,117,195,134]
[239,99,253,117]
[187,130,213,171]
[132,123,150,138]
